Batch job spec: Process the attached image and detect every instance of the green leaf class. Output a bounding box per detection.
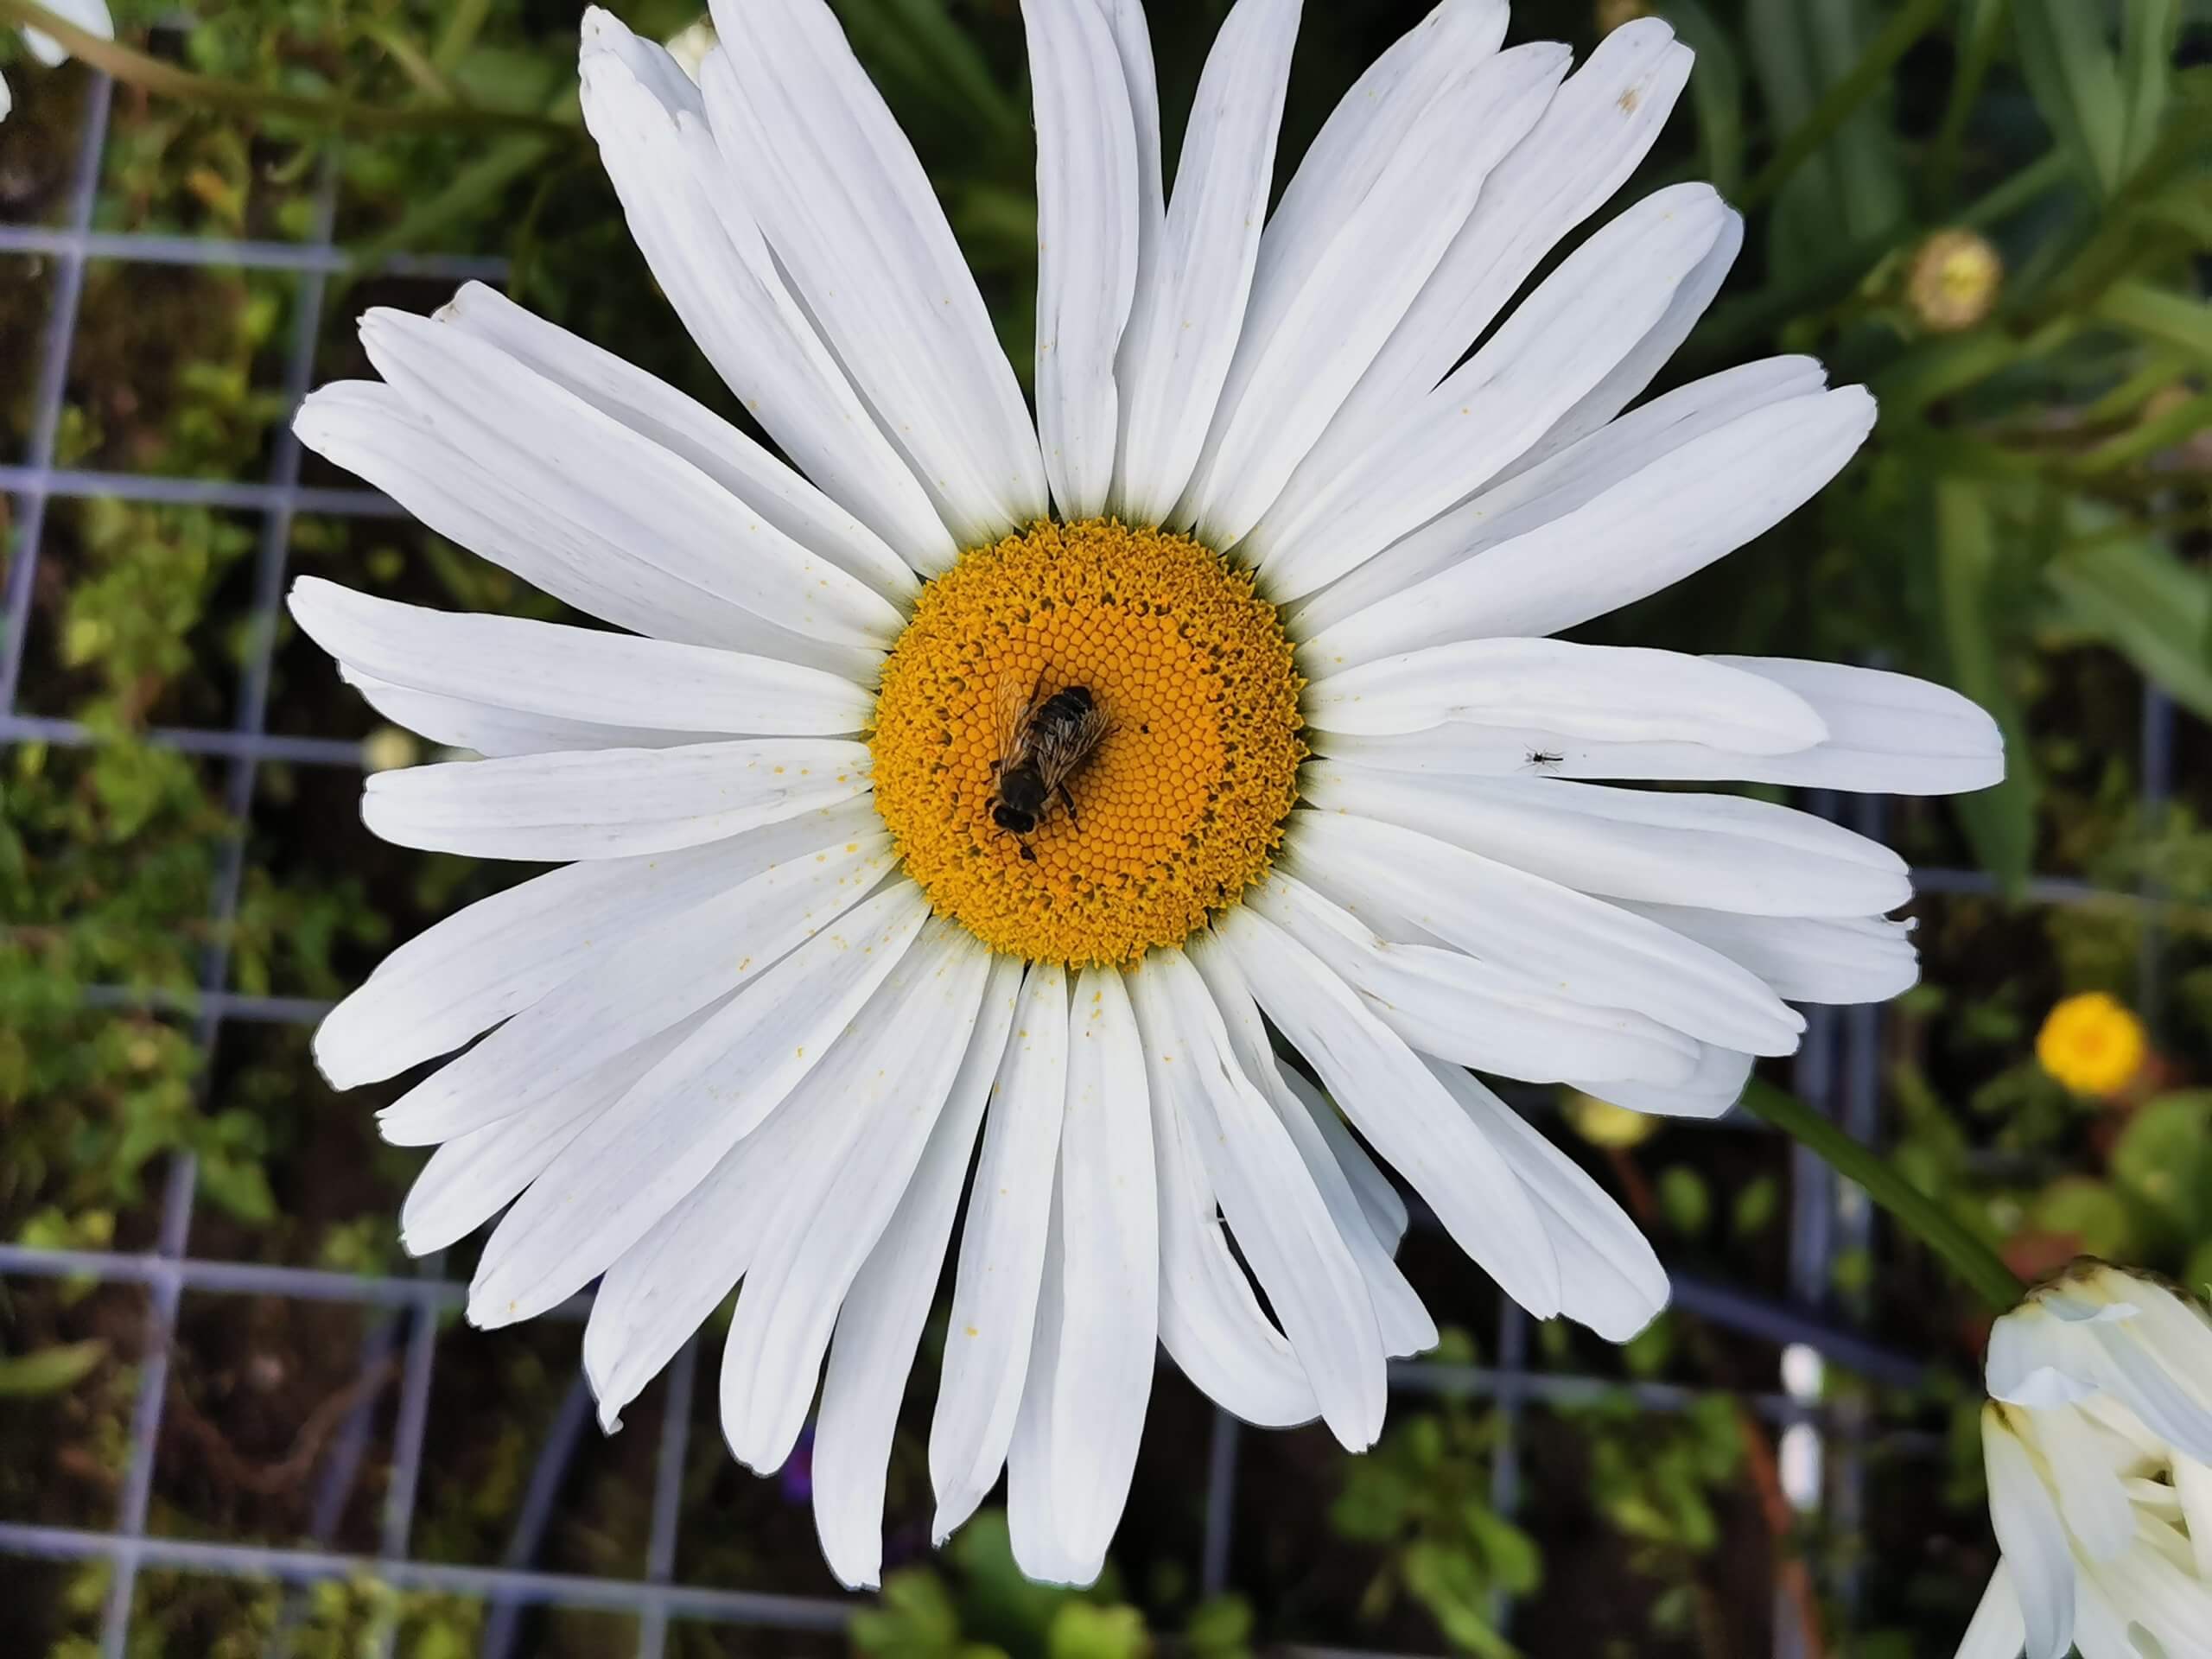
[2120,0,2182,175]
[2029,1175,2138,1260]
[1658,0,1745,197]
[2045,518,2212,724]
[1046,1602,1148,1659]
[1935,478,2039,893]
[1658,1166,1712,1237]
[2014,0,2129,195]
[2110,1092,2212,1235]
[851,1569,963,1659]
[1183,1595,1253,1659]
[2093,280,2212,370]
[0,1339,107,1397]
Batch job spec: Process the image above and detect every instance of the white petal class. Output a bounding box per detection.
[1183,40,1565,548]
[358,309,905,652]
[1955,1565,2028,1659]
[2016,1408,2134,1562]
[1,72,12,123]
[1200,908,1563,1318]
[1305,386,1877,669]
[931,963,1071,1541]
[1255,183,1735,600]
[577,11,957,567]
[1301,765,1909,918]
[2176,1456,2212,1583]
[1623,905,1920,1006]
[437,283,918,603]
[1005,967,1157,1583]
[1982,1408,2076,1659]
[1570,1043,1753,1121]
[1290,810,1805,1057]
[466,881,931,1326]
[1306,17,1691,471]
[1286,1073,1407,1248]
[367,820,889,1144]
[1986,1305,2106,1412]
[1096,0,1163,218]
[341,668,709,759]
[1249,868,1699,1086]
[377,827,894,1147]
[1706,658,2007,796]
[22,0,110,66]
[1006,1197,1083,1583]
[288,579,875,740]
[315,801,880,1089]
[1313,656,1995,797]
[581,1067,821,1433]
[294,383,864,672]
[1199,959,1437,1364]
[1146,1044,1320,1429]
[1024,0,1141,521]
[2088,1319,2212,1467]
[1303,638,1827,752]
[1427,1062,1669,1341]
[812,957,1023,1589]
[1131,950,1387,1448]
[721,923,995,1471]
[1498,208,1744,487]
[2088,1269,2212,1416]
[398,1009,711,1257]
[361,740,874,861]
[1110,0,1301,524]
[1290,357,1829,639]
[702,0,1047,543]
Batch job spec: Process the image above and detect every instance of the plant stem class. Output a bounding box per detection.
[1738,0,1951,213]
[0,0,575,140]
[1739,1081,2025,1312]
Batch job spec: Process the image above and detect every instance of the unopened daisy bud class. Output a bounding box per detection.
[1563,1090,1661,1150]
[663,17,715,85]
[1907,230,2003,334]
[1596,0,1652,33]
[1959,1262,2212,1659]
[2034,992,2145,1099]
[360,725,419,775]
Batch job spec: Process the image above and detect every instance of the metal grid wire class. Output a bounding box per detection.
[0,70,2178,1659]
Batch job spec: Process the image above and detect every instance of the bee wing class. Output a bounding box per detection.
[994,668,1040,772]
[1033,702,1111,791]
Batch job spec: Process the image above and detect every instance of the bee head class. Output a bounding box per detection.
[993,804,1036,833]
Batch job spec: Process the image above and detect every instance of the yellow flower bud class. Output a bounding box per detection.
[2034,992,2146,1099]
[360,725,420,775]
[1562,1090,1661,1150]
[1906,229,2003,334]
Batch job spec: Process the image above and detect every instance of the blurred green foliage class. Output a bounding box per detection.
[3,0,2212,1654]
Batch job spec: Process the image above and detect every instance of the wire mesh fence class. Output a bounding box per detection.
[0,65,2173,1659]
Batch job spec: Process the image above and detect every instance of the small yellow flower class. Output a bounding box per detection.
[2035,992,2146,1098]
[1905,229,2003,333]
[1562,1090,1662,1150]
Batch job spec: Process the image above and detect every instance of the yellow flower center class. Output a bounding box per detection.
[868,518,1305,966]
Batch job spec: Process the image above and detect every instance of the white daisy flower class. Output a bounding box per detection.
[3,0,113,121]
[1959,1263,2212,1659]
[289,0,2002,1589]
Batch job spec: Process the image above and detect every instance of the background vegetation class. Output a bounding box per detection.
[3,0,2211,1653]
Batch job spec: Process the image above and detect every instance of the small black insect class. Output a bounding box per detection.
[1524,748,1565,770]
[991,673,1111,861]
